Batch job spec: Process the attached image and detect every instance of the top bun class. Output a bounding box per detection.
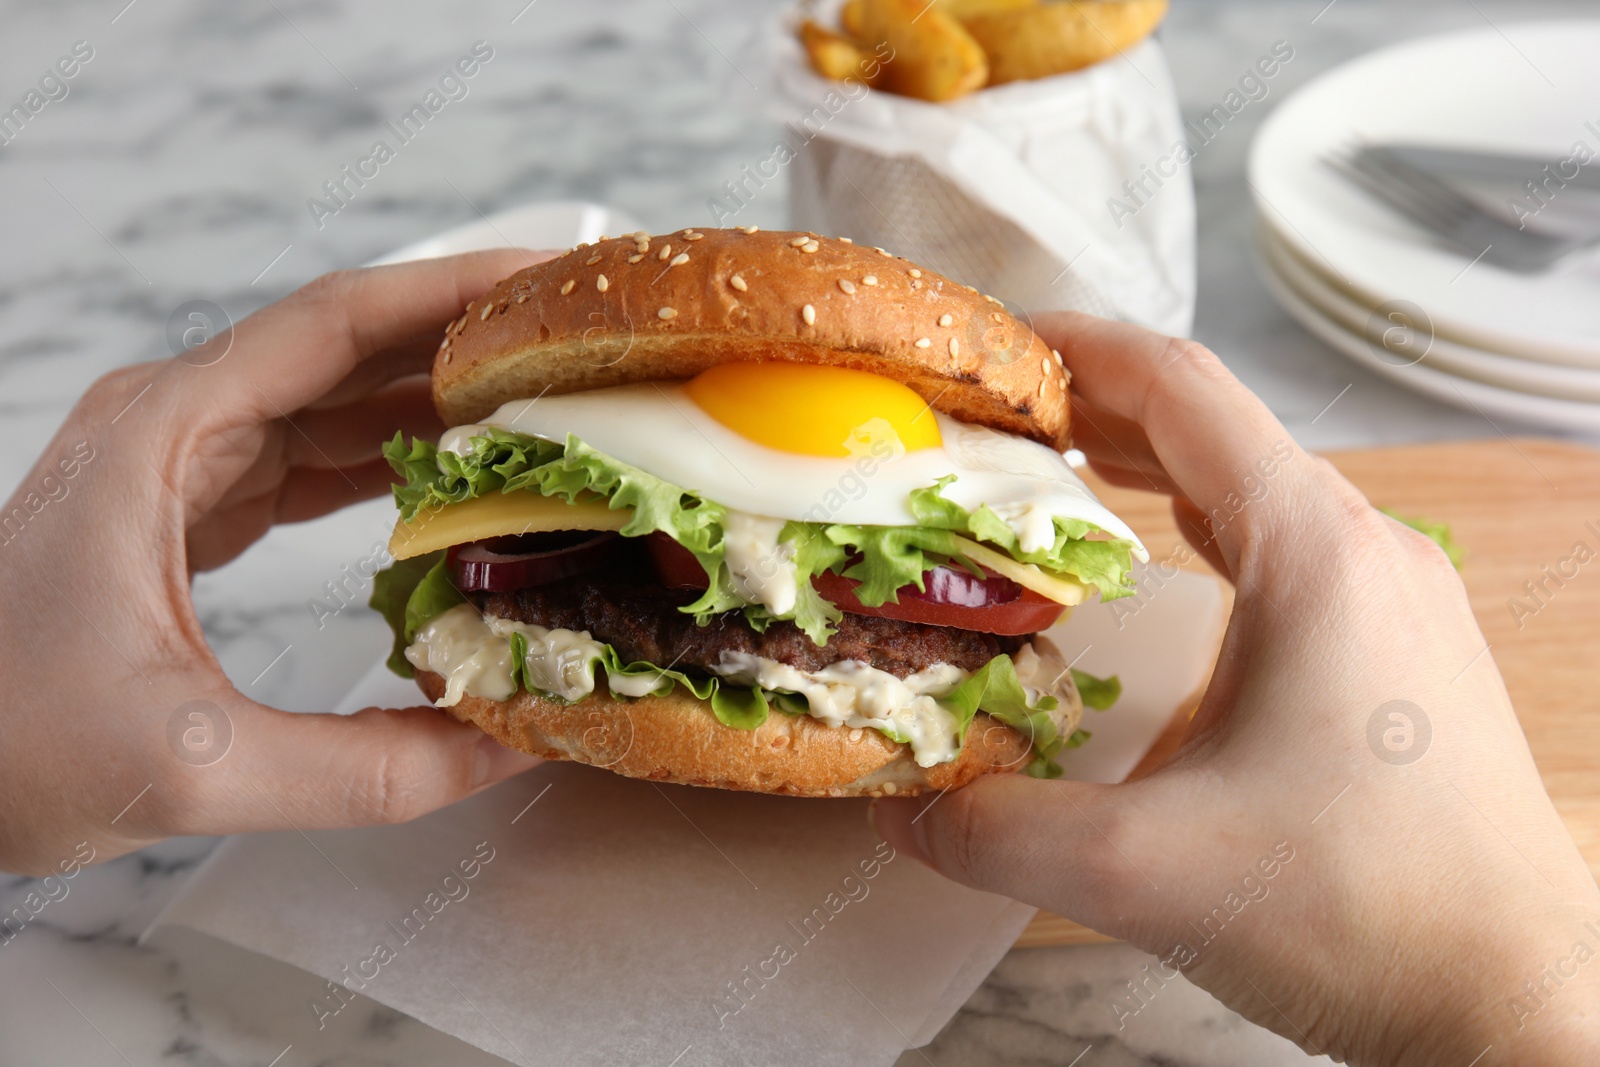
[432,228,1071,449]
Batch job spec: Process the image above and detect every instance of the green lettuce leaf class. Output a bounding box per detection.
[823,524,967,606]
[940,654,1070,778]
[1072,668,1122,711]
[708,684,769,731]
[368,550,460,678]
[406,554,468,643]
[1381,508,1464,569]
[908,476,1138,601]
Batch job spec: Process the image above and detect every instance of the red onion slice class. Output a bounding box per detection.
[450,531,622,592]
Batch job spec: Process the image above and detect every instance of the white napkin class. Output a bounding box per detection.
[767,8,1195,337]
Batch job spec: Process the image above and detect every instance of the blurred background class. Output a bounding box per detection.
[1,0,1592,486]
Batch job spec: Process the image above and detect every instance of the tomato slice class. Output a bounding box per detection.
[644,532,1066,635]
[811,570,1066,635]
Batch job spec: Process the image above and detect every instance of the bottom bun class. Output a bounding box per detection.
[416,671,1075,797]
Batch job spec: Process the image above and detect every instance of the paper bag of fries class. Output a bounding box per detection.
[763,0,1194,336]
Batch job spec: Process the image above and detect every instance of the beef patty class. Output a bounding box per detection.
[476,573,1026,680]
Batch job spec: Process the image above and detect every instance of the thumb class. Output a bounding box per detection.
[152,689,542,837]
[871,774,1173,942]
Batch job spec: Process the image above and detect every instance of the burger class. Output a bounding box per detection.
[369,228,1146,797]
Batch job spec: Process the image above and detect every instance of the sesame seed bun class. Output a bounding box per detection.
[433,228,1072,449]
[416,656,1082,797]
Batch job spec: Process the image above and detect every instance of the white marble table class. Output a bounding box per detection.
[0,1,1587,1064]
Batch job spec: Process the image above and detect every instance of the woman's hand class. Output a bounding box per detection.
[872,312,1600,1065]
[0,251,548,876]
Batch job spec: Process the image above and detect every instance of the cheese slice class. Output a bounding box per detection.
[948,534,1091,608]
[389,492,631,560]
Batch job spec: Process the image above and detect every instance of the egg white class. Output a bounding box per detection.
[440,382,1147,558]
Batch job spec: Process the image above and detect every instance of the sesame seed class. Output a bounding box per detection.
[632,230,648,240]
[965,285,978,293]
[586,255,602,266]
[802,241,819,253]
[1057,377,1067,391]
[628,254,644,263]
[658,244,672,261]
[838,236,853,244]
[790,236,810,248]
[682,228,695,237]
[480,304,493,320]
[596,274,609,292]
[949,338,960,357]
[739,224,759,234]
[838,279,856,294]
[1042,357,1052,376]
[658,306,677,320]
[729,274,748,292]
[1052,348,1063,363]
[862,275,878,286]
[938,313,953,327]
[686,232,704,241]
[848,728,864,742]
[875,247,891,257]
[669,252,689,267]
[909,269,922,278]
[992,313,1006,323]
[443,349,453,364]
[599,234,610,242]
[910,279,923,290]
[516,294,528,303]
[914,337,931,348]
[1039,380,1048,398]
[576,241,589,249]
[802,303,816,325]
[440,335,450,348]
[560,279,575,295]
[882,781,897,795]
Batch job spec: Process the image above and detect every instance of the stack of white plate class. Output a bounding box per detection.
[1248,20,1600,434]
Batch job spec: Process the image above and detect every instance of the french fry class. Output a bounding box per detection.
[855,0,989,102]
[840,0,866,39]
[842,0,1035,37]
[799,19,873,82]
[936,0,1039,19]
[962,0,1169,85]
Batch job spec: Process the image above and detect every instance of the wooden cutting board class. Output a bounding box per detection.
[1017,438,1600,948]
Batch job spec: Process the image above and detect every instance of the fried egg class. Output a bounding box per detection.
[439,362,1146,558]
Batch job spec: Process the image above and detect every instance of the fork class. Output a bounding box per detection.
[1324,145,1600,273]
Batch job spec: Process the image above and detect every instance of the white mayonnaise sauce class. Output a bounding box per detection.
[719,511,799,616]
[1011,636,1075,713]
[406,609,1077,769]
[405,604,519,707]
[406,604,610,706]
[712,652,968,767]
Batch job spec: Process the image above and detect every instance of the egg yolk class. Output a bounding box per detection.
[683,362,942,458]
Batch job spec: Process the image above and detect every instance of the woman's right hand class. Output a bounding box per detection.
[873,312,1600,1065]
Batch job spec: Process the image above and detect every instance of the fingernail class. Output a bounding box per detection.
[472,734,542,788]
[868,796,935,869]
